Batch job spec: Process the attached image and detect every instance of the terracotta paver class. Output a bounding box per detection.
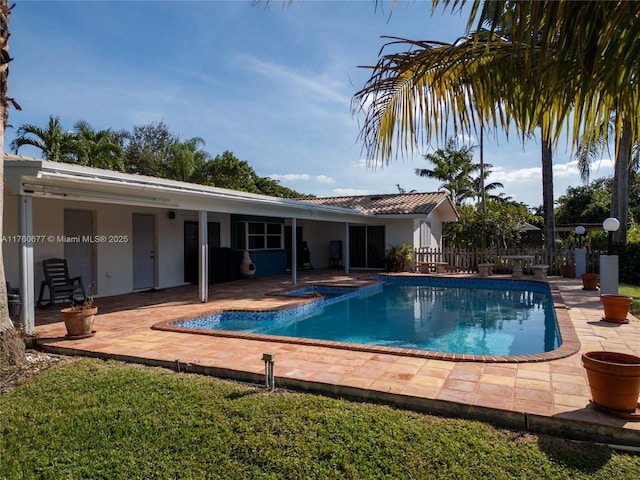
[34,271,640,446]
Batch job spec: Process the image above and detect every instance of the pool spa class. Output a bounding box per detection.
[164,276,576,361]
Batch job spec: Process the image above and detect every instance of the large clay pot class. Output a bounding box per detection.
[601,294,633,323]
[582,351,640,413]
[561,264,575,278]
[61,306,98,337]
[581,273,599,291]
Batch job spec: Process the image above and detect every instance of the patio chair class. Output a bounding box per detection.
[37,258,86,308]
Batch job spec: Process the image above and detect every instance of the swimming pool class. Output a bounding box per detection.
[171,277,561,357]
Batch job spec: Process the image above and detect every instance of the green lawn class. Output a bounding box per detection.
[619,283,640,314]
[1,359,639,479]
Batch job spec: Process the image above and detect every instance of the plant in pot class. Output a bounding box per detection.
[60,296,97,338]
[582,351,640,418]
[581,265,599,291]
[383,243,414,273]
[601,293,633,323]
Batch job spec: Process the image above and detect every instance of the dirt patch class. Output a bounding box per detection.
[0,350,69,394]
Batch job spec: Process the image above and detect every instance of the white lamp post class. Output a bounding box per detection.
[574,225,587,278]
[600,218,620,295]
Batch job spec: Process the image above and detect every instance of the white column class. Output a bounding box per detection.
[599,254,619,295]
[18,195,35,334]
[344,222,350,275]
[198,210,208,303]
[291,218,297,285]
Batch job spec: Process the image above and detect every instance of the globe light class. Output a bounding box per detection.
[603,217,620,232]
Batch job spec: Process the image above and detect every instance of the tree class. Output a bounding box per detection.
[354,1,640,248]
[72,120,125,171]
[444,199,535,249]
[415,137,502,206]
[555,179,611,227]
[0,1,26,366]
[10,115,76,161]
[118,121,178,177]
[167,137,210,183]
[576,112,639,244]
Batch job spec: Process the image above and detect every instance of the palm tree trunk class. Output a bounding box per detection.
[613,116,631,245]
[541,137,555,256]
[0,0,26,366]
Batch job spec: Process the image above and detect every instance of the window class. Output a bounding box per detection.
[420,220,431,247]
[237,221,283,250]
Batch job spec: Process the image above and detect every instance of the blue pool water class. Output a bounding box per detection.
[174,277,561,356]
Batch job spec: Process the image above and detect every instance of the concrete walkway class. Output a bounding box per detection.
[34,272,640,446]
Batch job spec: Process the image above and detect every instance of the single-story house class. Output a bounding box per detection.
[2,154,458,332]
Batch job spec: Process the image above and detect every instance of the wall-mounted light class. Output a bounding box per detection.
[168,211,176,220]
[603,217,620,255]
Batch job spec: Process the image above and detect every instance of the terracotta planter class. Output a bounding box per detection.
[582,351,640,413]
[601,294,633,323]
[561,264,575,278]
[61,306,98,337]
[581,273,599,291]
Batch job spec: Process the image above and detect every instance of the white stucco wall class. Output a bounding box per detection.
[2,193,231,298]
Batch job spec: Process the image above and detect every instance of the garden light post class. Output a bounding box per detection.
[600,218,620,295]
[574,225,587,278]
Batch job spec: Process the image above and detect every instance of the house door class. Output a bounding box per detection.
[64,209,94,293]
[132,213,155,290]
[349,225,385,269]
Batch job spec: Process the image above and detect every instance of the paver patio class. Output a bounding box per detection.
[34,271,640,446]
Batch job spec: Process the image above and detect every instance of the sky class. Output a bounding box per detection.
[6,0,614,208]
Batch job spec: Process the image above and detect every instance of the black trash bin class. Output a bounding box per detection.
[8,293,21,322]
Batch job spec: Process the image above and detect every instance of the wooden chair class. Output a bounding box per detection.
[37,258,86,308]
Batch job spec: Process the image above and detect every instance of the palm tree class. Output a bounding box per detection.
[577,113,639,244]
[10,115,76,161]
[0,0,26,366]
[353,0,640,247]
[415,136,503,206]
[415,138,478,206]
[168,136,210,182]
[72,120,125,171]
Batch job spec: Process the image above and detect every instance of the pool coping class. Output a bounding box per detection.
[152,278,579,364]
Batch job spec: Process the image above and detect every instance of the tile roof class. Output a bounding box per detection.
[300,192,452,216]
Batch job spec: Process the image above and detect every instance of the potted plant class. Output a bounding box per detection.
[581,267,599,290]
[582,351,640,416]
[601,294,633,323]
[383,243,414,272]
[60,297,97,337]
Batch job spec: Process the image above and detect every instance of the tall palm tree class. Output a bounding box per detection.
[10,115,76,161]
[0,0,26,366]
[72,120,125,171]
[415,138,479,205]
[577,113,639,244]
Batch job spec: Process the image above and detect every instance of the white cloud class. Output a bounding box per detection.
[237,54,350,106]
[268,173,335,184]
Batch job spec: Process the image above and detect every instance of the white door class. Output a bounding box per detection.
[132,213,155,290]
[64,209,94,293]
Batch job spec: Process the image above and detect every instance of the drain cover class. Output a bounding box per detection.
[583,335,607,341]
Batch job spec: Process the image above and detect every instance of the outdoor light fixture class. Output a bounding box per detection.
[603,217,620,255]
[575,225,586,249]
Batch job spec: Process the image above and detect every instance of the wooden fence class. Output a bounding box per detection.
[414,247,604,276]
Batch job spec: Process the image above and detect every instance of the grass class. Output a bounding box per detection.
[619,283,640,315]
[1,359,639,479]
